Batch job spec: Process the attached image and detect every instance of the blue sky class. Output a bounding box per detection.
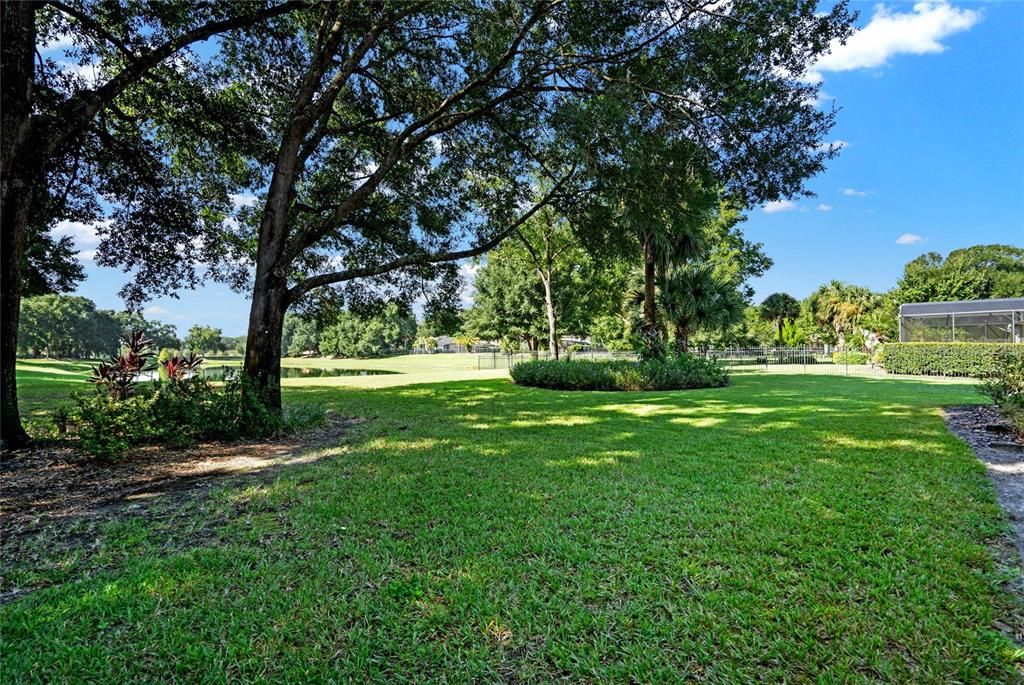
[53,1,1024,337]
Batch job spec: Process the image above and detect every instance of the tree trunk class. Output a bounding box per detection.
[242,277,288,411]
[777,320,784,347]
[242,218,290,410]
[674,321,690,356]
[641,234,658,333]
[1,189,33,449]
[541,272,558,360]
[1,2,37,449]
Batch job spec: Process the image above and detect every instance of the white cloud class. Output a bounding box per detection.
[817,204,832,212]
[56,60,103,84]
[762,200,797,214]
[144,306,169,316]
[459,261,480,306]
[842,188,869,197]
[814,140,849,153]
[809,89,836,108]
[810,2,981,81]
[52,218,113,263]
[229,193,259,208]
[37,32,76,52]
[51,219,108,246]
[896,233,925,245]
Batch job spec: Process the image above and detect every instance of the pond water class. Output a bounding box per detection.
[199,366,397,380]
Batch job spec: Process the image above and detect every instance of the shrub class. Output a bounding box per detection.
[72,371,326,459]
[882,343,1024,377]
[510,356,728,391]
[979,350,1024,436]
[90,330,154,400]
[831,350,870,365]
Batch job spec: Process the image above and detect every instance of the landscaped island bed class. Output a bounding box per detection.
[2,364,1020,682]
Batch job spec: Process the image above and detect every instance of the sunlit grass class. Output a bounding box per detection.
[4,361,1019,682]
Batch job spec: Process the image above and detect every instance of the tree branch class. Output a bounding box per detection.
[288,168,573,301]
[47,1,308,157]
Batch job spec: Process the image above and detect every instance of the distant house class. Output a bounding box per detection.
[898,297,1024,343]
[434,335,458,352]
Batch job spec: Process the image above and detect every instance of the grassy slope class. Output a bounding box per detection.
[4,362,1021,682]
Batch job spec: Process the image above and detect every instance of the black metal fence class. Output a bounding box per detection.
[476,349,637,369]
[696,346,884,376]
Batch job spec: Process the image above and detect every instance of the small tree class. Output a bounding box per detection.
[807,281,877,349]
[414,336,437,353]
[453,334,479,353]
[184,325,224,356]
[760,293,801,347]
[657,266,744,355]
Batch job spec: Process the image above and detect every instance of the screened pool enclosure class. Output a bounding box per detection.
[898,298,1024,343]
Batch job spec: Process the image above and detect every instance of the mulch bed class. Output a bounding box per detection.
[1,415,361,600]
[943,404,1024,647]
[944,404,1024,559]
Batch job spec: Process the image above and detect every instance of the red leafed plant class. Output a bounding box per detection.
[161,352,204,382]
[90,330,154,400]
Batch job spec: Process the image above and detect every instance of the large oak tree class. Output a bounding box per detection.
[1,0,304,447]
[8,0,856,421]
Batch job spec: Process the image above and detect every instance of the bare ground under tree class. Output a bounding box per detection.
[0,415,361,602]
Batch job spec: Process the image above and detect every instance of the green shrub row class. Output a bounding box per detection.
[510,356,729,391]
[881,343,1024,377]
[74,375,325,459]
[831,351,870,365]
[978,349,1024,436]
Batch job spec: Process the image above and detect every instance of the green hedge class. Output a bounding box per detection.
[831,350,870,365]
[510,356,729,391]
[881,343,1024,377]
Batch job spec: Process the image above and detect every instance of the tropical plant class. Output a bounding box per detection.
[90,331,154,400]
[414,336,438,353]
[806,281,878,349]
[161,352,204,382]
[656,266,744,355]
[453,334,479,353]
[760,293,801,347]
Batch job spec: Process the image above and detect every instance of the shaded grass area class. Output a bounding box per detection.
[13,360,93,434]
[3,370,1022,682]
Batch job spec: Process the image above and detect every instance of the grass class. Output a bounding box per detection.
[3,358,1022,682]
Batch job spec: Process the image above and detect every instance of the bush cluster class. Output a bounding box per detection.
[881,343,1024,377]
[510,356,729,391]
[75,374,323,458]
[74,374,325,459]
[70,330,325,458]
[979,351,1024,436]
[75,370,323,456]
[831,350,870,365]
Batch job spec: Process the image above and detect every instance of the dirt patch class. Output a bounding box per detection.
[944,404,1024,648]
[945,405,1024,560]
[0,415,361,598]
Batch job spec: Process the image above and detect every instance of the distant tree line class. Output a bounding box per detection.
[733,244,1024,351]
[459,243,1024,355]
[282,303,416,358]
[17,295,246,359]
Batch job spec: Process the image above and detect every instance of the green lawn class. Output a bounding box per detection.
[3,360,1022,682]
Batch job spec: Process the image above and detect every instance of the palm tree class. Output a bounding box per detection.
[453,334,479,353]
[759,293,801,347]
[657,265,744,355]
[640,226,704,335]
[807,281,877,349]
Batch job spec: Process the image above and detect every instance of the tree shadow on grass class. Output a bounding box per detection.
[3,373,1018,683]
